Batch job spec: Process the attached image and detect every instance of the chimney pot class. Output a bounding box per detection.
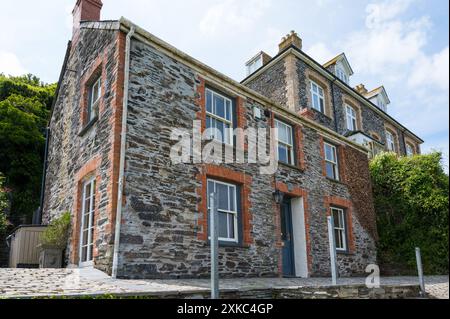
[278,30,302,52]
[355,83,368,95]
[72,0,103,37]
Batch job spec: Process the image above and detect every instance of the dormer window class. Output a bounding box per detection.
[246,55,262,75]
[336,67,349,84]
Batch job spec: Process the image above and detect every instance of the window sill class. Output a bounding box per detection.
[336,250,354,256]
[278,161,304,172]
[325,177,345,185]
[78,116,98,136]
[205,240,248,248]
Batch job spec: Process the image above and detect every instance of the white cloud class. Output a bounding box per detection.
[304,42,335,64]
[408,47,449,90]
[0,51,27,76]
[199,0,271,37]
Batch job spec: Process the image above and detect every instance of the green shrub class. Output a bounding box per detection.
[370,151,449,275]
[40,212,71,249]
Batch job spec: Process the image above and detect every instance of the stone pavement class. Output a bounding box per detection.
[0,268,447,299]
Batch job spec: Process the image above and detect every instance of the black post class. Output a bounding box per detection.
[36,127,50,225]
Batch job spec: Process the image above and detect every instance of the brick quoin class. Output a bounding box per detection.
[323,195,355,254]
[196,165,253,246]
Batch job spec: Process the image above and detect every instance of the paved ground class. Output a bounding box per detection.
[0,268,447,298]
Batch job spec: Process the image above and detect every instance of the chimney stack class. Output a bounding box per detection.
[355,83,368,95]
[278,30,302,52]
[72,0,103,37]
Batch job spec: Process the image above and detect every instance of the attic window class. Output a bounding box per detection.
[246,55,263,76]
[336,67,349,84]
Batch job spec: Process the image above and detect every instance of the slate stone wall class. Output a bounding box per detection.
[117,38,377,279]
[42,26,122,273]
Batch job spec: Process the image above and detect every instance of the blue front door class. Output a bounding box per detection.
[281,198,295,277]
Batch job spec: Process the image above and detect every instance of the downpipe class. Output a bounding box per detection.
[112,26,135,279]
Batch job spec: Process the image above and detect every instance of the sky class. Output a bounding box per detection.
[0,0,448,171]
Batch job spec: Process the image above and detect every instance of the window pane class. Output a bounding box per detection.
[335,229,343,249]
[214,95,225,119]
[318,86,324,97]
[88,244,93,261]
[225,100,232,121]
[228,213,235,239]
[206,90,212,113]
[218,212,228,238]
[278,145,288,163]
[229,187,235,211]
[326,162,335,179]
[325,144,334,161]
[319,98,324,112]
[312,95,319,110]
[81,246,87,262]
[82,230,88,246]
[216,183,228,210]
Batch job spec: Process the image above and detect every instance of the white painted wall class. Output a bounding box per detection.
[291,197,308,278]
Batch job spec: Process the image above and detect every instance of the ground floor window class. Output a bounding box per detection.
[331,206,347,252]
[80,177,96,265]
[207,179,239,243]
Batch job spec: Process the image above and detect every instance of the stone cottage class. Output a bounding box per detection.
[42,0,423,279]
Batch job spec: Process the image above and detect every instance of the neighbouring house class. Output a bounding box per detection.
[42,0,423,279]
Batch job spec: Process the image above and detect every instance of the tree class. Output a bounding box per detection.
[0,74,55,225]
[0,173,10,233]
[370,152,449,274]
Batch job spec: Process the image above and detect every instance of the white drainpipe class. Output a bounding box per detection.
[112,26,135,279]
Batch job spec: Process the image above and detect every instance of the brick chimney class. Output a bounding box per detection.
[72,0,103,37]
[355,83,368,95]
[279,31,302,52]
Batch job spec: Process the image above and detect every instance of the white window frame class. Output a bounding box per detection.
[205,88,234,146]
[406,143,414,156]
[88,77,101,122]
[324,142,339,181]
[310,80,325,113]
[345,104,357,131]
[207,179,238,243]
[331,207,347,252]
[79,176,96,267]
[246,56,263,75]
[386,130,396,152]
[274,119,295,166]
[336,67,348,84]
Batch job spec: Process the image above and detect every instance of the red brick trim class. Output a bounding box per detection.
[71,156,101,264]
[337,145,347,184]
[195,77,206,132]
[323,195,355,254]
[299,108,314,120]
[79,51,108,130]
[294,125,306,170]
[196,164,253,246]
[319,136,327,177]
[275,181,312,274]
[108,31,127,243]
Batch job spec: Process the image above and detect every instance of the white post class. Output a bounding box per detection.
[327,216,338,285]
[210,192,219,299]
[415,247,425,295]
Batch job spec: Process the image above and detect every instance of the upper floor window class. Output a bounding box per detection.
[324,142,339,180]
[406,143,414,156]
[87,76,101,122]
[345,105,357,131]
[336,67,349,84]
[206,88,233,145]
[310,81,325,113]
[275,119,295,165]
[207,179,238,243]
[331,206,347,252]
[386,130,396,152]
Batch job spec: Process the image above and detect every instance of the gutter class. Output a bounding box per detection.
[111,26,135,279]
